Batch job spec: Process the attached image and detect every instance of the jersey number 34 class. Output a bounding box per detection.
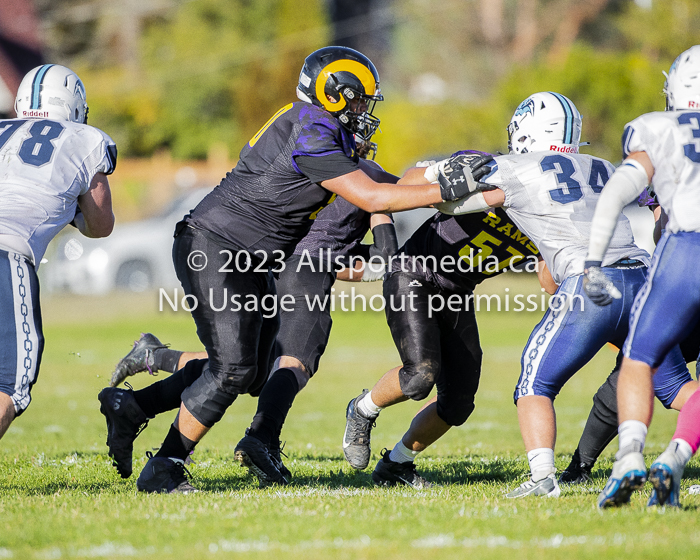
[541,154,611,204]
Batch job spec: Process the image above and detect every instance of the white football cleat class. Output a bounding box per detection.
[506,473,560,498]
[598,449,647,508]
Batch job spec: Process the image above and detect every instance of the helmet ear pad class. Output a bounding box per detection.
[323,71,365,106]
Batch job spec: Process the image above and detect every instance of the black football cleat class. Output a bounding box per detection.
[372,450,433,489]
[559,448,594,484]
[98,386,149,478]
[234,434,288,487]
[269,437,292,481]
[136,452,197,494]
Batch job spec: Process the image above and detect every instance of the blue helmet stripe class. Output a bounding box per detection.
[30,64,55,110]
[548,91,574,145]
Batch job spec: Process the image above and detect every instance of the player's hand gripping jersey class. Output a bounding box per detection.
[188,103,360,259]
[622,111,700,233]
[0,119,116,265]
[483,152,649,283]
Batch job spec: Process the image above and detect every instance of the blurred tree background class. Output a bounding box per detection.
[31,0,700,171]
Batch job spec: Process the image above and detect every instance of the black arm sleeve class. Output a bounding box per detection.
[295,153,360,184]
[369,222,398,262]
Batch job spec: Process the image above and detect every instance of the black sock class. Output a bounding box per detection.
[247,368,299,446]
[155,424,197,461]
[133,359,208,418]
[151,348,184,373]
[578,367,620,465]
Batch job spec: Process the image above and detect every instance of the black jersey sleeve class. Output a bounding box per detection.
[295,153,360,183]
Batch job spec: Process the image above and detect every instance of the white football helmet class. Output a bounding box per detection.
[14,64,88,123]
[507,91,582,154]
[664,45,700,111]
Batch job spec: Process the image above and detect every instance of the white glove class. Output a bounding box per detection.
[423,159,449,183]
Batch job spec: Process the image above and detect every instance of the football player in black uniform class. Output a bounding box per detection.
[98,186,398,482]
[123,46,489,493]
[342,152,546,487]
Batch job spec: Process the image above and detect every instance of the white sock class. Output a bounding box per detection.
[389,440,419,464]
[357,390,382,418]
[618,420,647,452]
[527,448,555,481]
[671,438,694,466]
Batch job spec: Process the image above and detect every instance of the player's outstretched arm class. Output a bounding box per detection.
[358,158,399,184]
[75,172,115,238]
[584,151,653,306]
[323,154,494,213]
[322,169,442,213]
[586,152,654,264]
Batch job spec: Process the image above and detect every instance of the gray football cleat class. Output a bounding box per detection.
[343,390,377,470]
[110,333,168,387]
[506,473,561,498]
[372,450,433,489]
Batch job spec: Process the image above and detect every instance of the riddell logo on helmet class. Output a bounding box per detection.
[21,110,50,118]
[689,100,700,108]
[550,145,578,153]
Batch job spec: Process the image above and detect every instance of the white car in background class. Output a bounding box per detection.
[42,187,212,294]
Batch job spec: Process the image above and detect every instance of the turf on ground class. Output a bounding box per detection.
[1,275,698,560]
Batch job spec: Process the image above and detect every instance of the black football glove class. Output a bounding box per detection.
[583,260,622,306]
[438,153,495,201]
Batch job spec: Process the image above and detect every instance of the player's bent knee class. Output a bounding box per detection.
[437,397,475,426]
[398,362,439,401]
[181,364,239,427]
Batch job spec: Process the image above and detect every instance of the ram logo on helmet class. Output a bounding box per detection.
[296,46,383,143]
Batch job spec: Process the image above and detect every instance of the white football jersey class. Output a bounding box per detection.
[0,118,116,265]
[623,111,700,233]
[484,152,649,284]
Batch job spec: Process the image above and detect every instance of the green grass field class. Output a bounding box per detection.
[1,275,698,559]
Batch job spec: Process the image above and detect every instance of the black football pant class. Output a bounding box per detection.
[384,271,482,427]
[172,226,279,427]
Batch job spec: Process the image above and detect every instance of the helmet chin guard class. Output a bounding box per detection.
[508,92,582,155]
[297,46,383,140]
[15,64,88,124]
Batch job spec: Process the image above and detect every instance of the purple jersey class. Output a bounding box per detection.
[292,196,371,266]
[188,102,359,258]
